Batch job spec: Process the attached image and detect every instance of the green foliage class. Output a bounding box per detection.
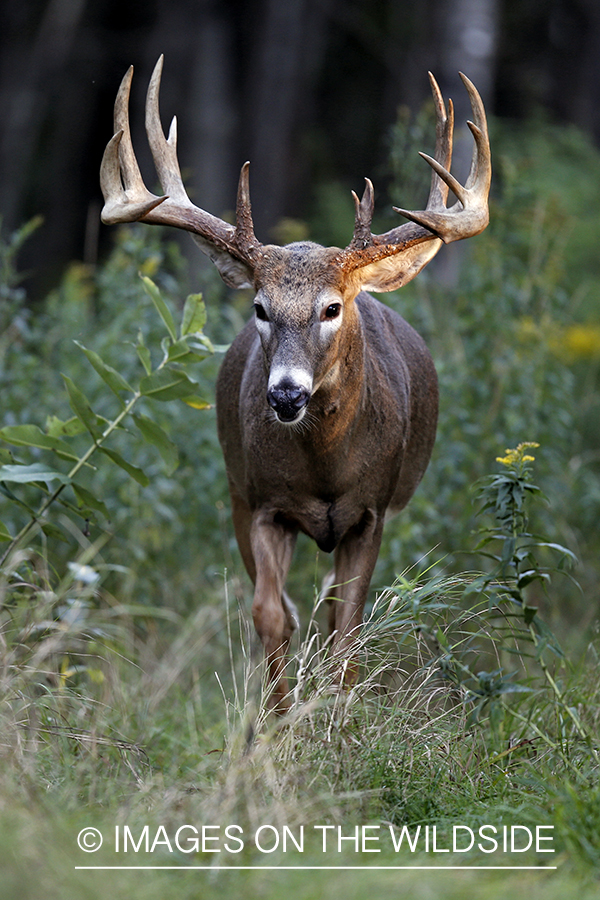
[374,111,600,619]
[0,225,236,615]
[0,272,213,563]
[380,445,592,763]
[1,403,599,897]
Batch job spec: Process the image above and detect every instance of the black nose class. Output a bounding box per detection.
[267,383,310,421]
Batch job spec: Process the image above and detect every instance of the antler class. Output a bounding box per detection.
[340,72,490,271]
[101,60,490,286]
[100,56,262,285]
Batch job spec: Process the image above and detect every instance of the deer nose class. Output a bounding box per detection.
[267,383,310,422]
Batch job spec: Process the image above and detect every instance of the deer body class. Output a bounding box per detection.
[216,252,438,551]
[100,58,490,711]
[217,262,438,708]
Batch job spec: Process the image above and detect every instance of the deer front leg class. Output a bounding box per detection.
[329,509,384,687]
[250,511,298,713]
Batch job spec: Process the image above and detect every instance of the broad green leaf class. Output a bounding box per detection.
[166,339,194,363]
[0,463,70,484]
[0,481,37,512]
[0,521,12,542]
[133,414,178,474]
[72,482,110,519]
[62,376,102,439]
[517,570,550,590]
[99,447,149,486]
[140,274,177,341]
[74,341,133,396]
[181,292,207,336]
[166,337,211,365]
[46,415,87,438]
[535,541,578,562]
[140,369,200,402]
[41,520,69,543]
[0,424,79,462]
[137,344,152,375]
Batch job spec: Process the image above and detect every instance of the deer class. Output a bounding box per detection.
[100,56,491,713]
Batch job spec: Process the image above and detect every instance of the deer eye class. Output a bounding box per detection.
[323,303,341,320]
[254,302,269,322]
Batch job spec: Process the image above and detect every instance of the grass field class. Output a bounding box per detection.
[2,538,599,898]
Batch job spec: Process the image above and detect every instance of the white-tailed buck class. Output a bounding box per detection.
[101,56,491,712]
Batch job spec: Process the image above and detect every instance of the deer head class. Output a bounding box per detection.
[100,56,491,712]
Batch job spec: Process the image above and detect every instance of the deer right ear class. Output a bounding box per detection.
[190,234,255,289]
[352,238,443,294]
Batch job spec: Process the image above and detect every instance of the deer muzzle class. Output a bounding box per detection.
[267,378,311,423]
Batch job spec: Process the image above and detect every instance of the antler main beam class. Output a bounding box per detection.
[395,72,490,241]
[340,72,490,271]
[100,56,261,265]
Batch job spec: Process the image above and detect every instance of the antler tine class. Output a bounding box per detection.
[459,71,490,195]
[337,73,490,273]
[348,179,375,249]
[100,57,264,271]
[145,54,197,207]
[344,75,452,257]
[392,74,490,243]
[425,72,453,211]
[100,66,168,225]
[235,161,260,256]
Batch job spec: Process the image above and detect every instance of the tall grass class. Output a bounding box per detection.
[1,519,600,897]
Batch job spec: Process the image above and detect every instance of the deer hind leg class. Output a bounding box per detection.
[328,509,384,687]
[248,510,298,713]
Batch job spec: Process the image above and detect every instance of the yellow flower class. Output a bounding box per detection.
[561,325,600,359]
[496,452,516,465]
[496,442,539,468]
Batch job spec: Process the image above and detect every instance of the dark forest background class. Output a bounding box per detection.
[2,0,600,298]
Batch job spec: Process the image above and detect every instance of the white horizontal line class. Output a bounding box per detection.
[75,865,557,871]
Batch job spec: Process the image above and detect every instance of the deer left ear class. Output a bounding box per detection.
[353,238,443,293]
[190,234,255,289]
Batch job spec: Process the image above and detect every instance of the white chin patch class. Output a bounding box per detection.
[275,406,307,426]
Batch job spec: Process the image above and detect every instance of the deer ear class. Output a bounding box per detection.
[353,239,442,293]
[190,234,255,289]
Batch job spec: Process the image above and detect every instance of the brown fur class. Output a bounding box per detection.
[216,244,438,711]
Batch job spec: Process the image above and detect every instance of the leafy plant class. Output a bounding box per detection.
[363,442,594,775]
[0,275,213,561]
[372,106,600,626]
